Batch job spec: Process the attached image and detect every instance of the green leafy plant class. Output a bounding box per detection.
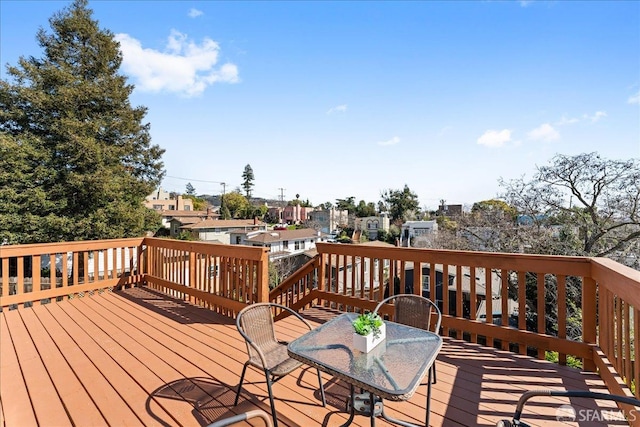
[352,312,384,338]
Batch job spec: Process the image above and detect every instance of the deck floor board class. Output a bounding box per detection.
[0,286,629,427]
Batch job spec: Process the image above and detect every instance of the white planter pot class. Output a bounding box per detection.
[352,323,386,353]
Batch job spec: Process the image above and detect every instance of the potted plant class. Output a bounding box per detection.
[352,312,386,353]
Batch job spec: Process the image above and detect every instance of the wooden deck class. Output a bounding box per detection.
[0,286,628,427]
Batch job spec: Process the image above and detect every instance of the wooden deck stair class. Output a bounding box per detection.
[0,286,626,427]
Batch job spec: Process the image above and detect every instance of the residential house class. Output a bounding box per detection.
[161,208,219,231]
[231,228,327,261]
[438,203,464,217]
[180,219,267,244]
[307,208,349,234]
[267,205,316,225]
[144,187,193,211]
[354,213,390,240]
[400,220,438,247]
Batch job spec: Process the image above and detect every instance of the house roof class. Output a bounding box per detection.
[169,217,202,226]
[181,219,267,230]
[245,228,321,244]
[476,297,519,320]
[356,241,396,248]
[160,210,210,218]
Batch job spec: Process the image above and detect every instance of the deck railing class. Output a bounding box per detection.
[0,238,145,308]
[143,237,269,315]
[271,242,640,400]
[2,238,640,402]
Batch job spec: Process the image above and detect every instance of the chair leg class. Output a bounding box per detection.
[265,371,279,427]
[426,368,433,427]
[234,362,249,406]
[316,369,326,406]
[432,363,437,384]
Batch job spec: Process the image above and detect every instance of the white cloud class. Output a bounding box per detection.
[115,30,239,97]
[628,91,640,105]
[556,115,580,126]
[519,0,533,7]
[584,111,607,122]
[527,123,560,142]
[188,8,203,18]
[378,136,400,146]
[477,129,511,148]
[326,104,347,114]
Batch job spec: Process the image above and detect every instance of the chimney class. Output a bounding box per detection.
[254,216,258,225]
[207,206,212,219]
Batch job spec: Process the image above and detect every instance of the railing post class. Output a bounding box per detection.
[256,249,270,303]
[583,276,597,372]
[139,240,147,287]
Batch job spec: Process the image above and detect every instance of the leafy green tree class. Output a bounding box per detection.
[288,194,312,207]
[220,205,231,220]
[471,199,517,218]
[222,191,250,218]
[0,0,164,244]
[252,204,268,219]
[183,194,206,210]
[380,185,420,222]
[241,164,254,198]
[317,201,333,210]
[336,197,357,214]
[355,200,377,217]
[376,225,401,245]
[185,182,196,195]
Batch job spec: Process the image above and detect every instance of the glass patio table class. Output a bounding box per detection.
[287,312,442,427]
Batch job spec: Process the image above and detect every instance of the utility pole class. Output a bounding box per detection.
[278,188,286,203]
[220,182,227,217]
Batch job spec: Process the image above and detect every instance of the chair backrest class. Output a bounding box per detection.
[237,303,279,362]
[374,294,442,333]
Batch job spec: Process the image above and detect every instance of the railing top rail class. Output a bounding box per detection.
[315,242,592,276]
[0,238,145,257]
[591,257,640,307]
[143,237,269,261]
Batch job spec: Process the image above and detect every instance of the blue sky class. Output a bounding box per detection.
[2,1,639,210]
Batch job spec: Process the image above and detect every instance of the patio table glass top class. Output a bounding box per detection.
[288,313,442,401]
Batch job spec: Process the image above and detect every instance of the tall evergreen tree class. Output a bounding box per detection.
[185,182,196,195]
[0,0,165,244]
[241,164,254,198]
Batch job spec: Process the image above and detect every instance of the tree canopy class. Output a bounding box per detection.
[380,185,420,222]
[0,0,164,244]
[355,200,377,217]
[500,152,640,267]
[222,192,250,219]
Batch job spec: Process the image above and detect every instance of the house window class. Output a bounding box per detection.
[283,241,289,249]
[295,241,301,250]
[153,204,163,210]
[235,236,241,244]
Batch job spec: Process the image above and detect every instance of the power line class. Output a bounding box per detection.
[164,175,226,184]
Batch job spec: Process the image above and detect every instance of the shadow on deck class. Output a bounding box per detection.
[0,286,626,427]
